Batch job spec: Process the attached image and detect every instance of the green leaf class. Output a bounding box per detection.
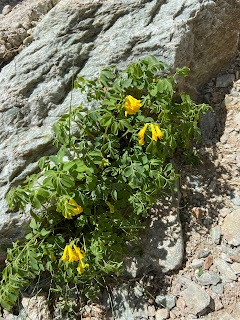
[30,219,38,230]
[111,122,119,135]
[0,298,12,311]
[102,100,115,106]
[164,163,173,172]
[25,233,33,240]
[100,114,113,127]
[40,229,51,237]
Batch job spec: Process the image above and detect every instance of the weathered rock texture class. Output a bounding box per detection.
[0,0,60,68]
[0,0,240,267]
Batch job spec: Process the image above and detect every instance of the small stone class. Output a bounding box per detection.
[214,258,237,282]
[231,262,240,274]
[203,254,213,270]
[133,284,144,298]
[211,226,221,244]
[198,249,211,259]
[216,74,235,87]
[197,271,221,286]
[155,295,176,310]
[155,308,170,320]
[222,209,240,246]
[2,5,12,15]
[191,259,203,269]
[182,282,211,315]
[211,282,224,295]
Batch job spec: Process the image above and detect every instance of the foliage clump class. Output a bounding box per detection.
[0,56,209,312]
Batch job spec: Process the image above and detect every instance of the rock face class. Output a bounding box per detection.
[0,0,240,267]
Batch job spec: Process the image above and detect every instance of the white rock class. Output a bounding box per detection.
[182,282,210,315]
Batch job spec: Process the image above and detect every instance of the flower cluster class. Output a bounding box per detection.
[137,123,163,145]
[64,198,83,219]
[61,244,88,274]
[124,95,141,116]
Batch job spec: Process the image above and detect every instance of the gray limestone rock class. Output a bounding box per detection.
[182,282,211,316]
[155,294,176,310]
[214,258,237,282]
[197,271,221,286]
[211,282,224,295]
[109,284,149,320]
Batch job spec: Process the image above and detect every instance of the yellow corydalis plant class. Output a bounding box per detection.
[61,244,88,274]
[137,123,164,145]
[124,95,141,116]
[64,198,83,219]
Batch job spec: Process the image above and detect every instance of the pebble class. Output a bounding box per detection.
[221,209,240,246]
[191,259,203,269]
[198,249,211,259]
[211,282,224,295]
[182,282,210,315]
[155,295,176,310]
[203,254,213,270]
[197,271,221,286]
[214,258,237,282]
[211,226,221,244]
[134,284,144,298]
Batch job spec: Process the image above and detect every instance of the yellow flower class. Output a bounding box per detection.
[61,244,88,274]
[73,245,84,260]
[155,124,164,140]
[151,123,158,141]
[150,124,164,141]
[61,245,70,262]
[77,259,89,274]
[137,124,148,145]
[68,246,80,262]
[64,198,83,219]
[124,95,141,116]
